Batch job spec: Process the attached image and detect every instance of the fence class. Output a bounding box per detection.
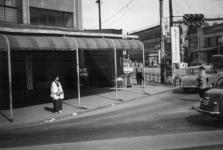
[144,67,161,83]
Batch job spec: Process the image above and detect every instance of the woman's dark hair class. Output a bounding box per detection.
[53,75,59,80]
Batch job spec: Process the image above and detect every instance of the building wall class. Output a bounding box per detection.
[191,23,223,65]
[21,0,83,29]
[132,26,161,67]
[30,0,74,12]
[0,0,22,23]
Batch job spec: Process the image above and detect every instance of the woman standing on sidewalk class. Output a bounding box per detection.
[50,75,64,113]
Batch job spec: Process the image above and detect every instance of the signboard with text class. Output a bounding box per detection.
[171,27,180,63]
[162,17,170,36]
[183,14,204,27]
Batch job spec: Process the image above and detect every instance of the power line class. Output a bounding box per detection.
[182,0,196,13]
[102,0,136,24]
[173,0,184,15]
[105,0,139,26]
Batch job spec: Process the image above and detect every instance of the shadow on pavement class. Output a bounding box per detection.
[186,114,223,128]
[180,98,198,102]
[44,107,54,113]
[172,88,198,94]
[0,87,115,110]
[0,111,11,122]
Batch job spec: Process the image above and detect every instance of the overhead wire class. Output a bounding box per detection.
[102,0,136,24]
[182,0,196,13]
[173,0,184,15]
[105,0,139,26]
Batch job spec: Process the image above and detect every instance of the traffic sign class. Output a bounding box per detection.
[183,14,204,27]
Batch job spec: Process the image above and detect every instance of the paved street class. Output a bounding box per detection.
[1,88,223,149]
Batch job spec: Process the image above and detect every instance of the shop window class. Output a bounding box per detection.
[0,0,21,23]
[30,7,73,28]
[5,0,17,7]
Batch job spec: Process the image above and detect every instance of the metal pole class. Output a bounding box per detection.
[2,35,13,122]
[110,39,117,102]
[169,0,174,86]
[159,0,166,84]
[141,42,145,94]
[96,0,102,30]
[73,38,81,106]
[169,0,173,27]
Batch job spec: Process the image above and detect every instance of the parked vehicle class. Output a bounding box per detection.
[194,72,223,120]
[179,65,215,92]
[211,55,223,72]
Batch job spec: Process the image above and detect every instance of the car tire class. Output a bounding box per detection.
[217,100,223,121]
[183,88,188,93]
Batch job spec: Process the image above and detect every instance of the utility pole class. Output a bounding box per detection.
[159,0,166,84]
[169,0,174,84]
[169,0,173,27]
[96,0,102,30]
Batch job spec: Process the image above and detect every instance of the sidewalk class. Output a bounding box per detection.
[0,84,176,129]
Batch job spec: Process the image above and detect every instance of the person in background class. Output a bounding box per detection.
[197,66,209,100]
[136,68,139,85]
[138,68,143,86]
[50,75,64,113]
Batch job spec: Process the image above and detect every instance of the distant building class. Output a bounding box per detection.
[131,25,161,67]
[189,23,223,65]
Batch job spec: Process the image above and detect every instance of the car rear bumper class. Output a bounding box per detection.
[193,106,220,115]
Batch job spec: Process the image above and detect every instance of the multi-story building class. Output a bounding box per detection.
[0,0,82,29]
[0,0,142,109]
[188,23,223,65]
[131,25,161,67]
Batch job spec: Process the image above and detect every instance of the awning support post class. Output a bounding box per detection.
[2,35,13,122]
[73,39,81,107]
[142,43,145,94]
[110,39,118,102]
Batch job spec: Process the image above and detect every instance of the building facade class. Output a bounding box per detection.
[190,23,223,65]
[132,25,161,67]
[0,0,82,29]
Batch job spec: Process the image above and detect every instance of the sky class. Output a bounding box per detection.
[82,0,223,33]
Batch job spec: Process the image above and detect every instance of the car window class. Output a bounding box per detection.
[187,68,199,75]
[215,78,223,89]
[186,66,213,75]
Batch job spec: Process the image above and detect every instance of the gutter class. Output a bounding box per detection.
[0,27,139,39]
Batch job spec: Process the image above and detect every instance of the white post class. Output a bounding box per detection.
[73,39,81,106]
[2,35,13,122]
[142,42,145,94]
[110,39,117,102]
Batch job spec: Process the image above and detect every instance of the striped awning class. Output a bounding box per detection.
[0,35,143,51]
[0,35,76,51]
[75,38,114,50]
[113,39,143,51]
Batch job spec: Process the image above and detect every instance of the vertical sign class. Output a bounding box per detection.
[171,27,180,63]
[26,56,33,90]
[162,17,170,36]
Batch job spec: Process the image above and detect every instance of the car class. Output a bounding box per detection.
[194,73,223,120]
[179,65,214,92]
